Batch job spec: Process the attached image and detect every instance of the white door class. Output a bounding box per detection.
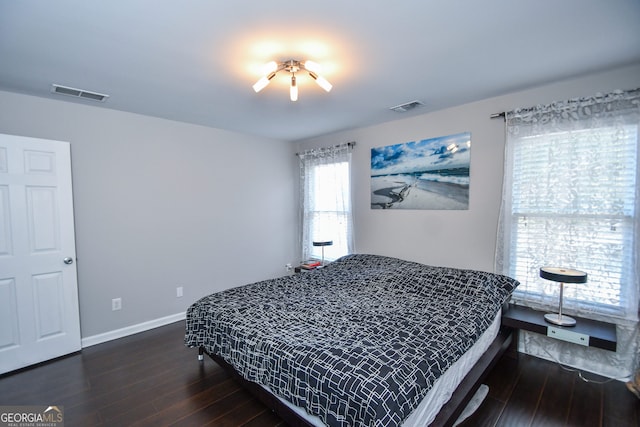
[0,133,81,375]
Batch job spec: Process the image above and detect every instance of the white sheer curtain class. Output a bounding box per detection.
[495,88,640,379]
[298,143,354,262]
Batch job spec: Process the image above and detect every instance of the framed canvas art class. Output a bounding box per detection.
[371,132,470,209]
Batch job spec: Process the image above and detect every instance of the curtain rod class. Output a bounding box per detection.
[295,141,356,156]
[489,88,640,121]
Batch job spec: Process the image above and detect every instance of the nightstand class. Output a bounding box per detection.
[501,304,617,355]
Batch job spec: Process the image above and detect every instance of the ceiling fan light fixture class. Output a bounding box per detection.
[252,71,277,93]
[262,61,279,74]
[308,71,332,92]
[302,60,321,74]
[290,74,298,101]
[253,59,332,100]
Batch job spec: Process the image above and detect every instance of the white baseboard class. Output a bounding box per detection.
[81,312,186,348]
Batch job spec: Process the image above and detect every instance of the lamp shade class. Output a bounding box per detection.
[539,267,587,284]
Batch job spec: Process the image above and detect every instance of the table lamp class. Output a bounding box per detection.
[539,266,588,326]
[312,240,333,267]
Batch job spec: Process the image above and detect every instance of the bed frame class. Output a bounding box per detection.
[197,326,513,427]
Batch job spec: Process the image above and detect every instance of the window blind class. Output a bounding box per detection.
[509,126,637,318]
[299,144,354,263]
[307,161,351,261]
[496,89,640,322]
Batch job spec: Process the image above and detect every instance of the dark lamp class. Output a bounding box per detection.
[540,267,587,327]
[312,241,333,267]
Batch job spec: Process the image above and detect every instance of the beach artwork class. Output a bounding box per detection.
[371,132,471,209]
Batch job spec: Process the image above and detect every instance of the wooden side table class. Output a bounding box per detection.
[501,304,617,356]
[293,266,318,273]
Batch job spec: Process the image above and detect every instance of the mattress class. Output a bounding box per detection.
[269,311,501,426]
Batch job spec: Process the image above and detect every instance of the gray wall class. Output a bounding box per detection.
[2,62,638,341]
[0,91,298,338]
[295,63,640,273]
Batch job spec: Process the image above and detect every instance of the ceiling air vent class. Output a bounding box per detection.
[389,100,424,113]
[51,84,109,102]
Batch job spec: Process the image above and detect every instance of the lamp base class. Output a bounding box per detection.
[544,313,576,327]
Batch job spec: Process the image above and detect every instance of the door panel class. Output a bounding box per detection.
[0,185,11,255]
[33,272,65,339]
[27,186,60,252]
[0,147,6,172]
[0,278,19,350]
[0,134,80,374]
[24,149,56,175]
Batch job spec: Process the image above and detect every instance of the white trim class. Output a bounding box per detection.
[81,312,186,348]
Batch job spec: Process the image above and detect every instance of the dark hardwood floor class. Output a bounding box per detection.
[0,321,637,426]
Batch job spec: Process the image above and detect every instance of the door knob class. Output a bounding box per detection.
[63,257,74,265]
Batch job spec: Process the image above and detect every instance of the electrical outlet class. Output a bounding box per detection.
[112,298,122,311]
[285,263,293,272]
[176,286,183,298]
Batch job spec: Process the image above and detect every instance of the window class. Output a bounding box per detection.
[496,89,640,322]
[299,144,354,262]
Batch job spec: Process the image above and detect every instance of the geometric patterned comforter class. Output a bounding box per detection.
[185,254,519,427]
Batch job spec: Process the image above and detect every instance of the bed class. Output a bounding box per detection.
[185,254,519,426]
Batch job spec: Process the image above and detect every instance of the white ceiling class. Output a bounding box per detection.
[1,1,639,142]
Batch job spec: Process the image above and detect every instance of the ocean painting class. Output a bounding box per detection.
[371,132,471,209]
